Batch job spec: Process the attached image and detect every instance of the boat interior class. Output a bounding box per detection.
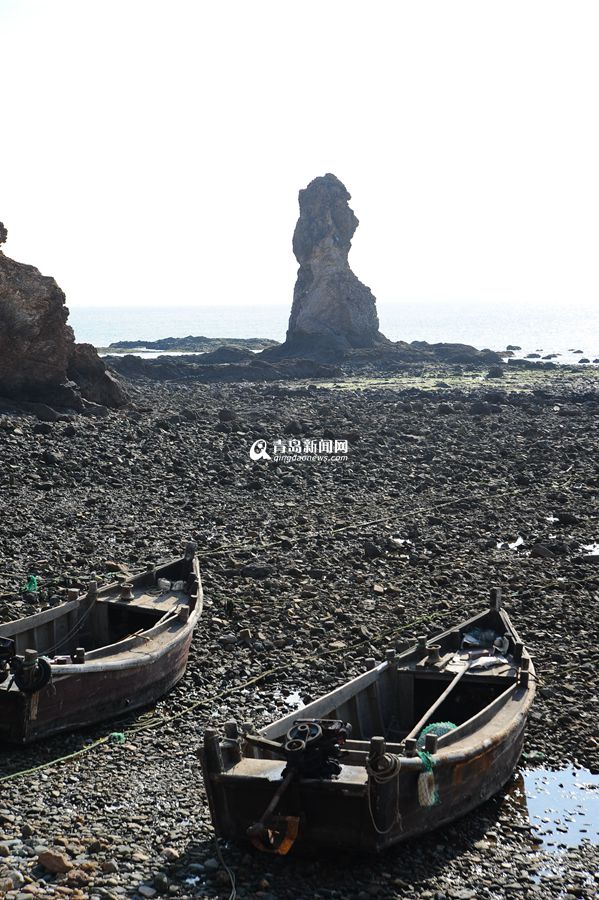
[250,606,527,763]
[0,557,198,665]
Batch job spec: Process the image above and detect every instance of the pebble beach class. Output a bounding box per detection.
[0,365,598,899]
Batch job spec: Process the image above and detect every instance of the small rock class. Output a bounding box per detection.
[241,563,273,578]
[0,870,24,892]
[530,543,555,560]
[154,872,170,891]
[101,859,119,873]
[364,540,382,559]
[67,867,91,887]
[37,847,73,873]
[555,511,579,525]
[33,422,53,435]
[220,633,237,645]
[104,560,130,574]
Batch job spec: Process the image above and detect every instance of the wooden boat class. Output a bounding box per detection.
[0,543,202,744]
[200,589,535,854]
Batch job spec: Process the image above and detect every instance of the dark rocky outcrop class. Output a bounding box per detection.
[194,346,255,365]
[0,232,73,401]
[105,354,341,383]
[108,335,279,353]
[410,342,500,365]
[0,222,127,410]
[267,174,387,359]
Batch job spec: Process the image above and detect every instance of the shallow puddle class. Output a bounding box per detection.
[510,766,599,850]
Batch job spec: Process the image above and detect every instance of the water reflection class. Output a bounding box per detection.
[507,766,598,851]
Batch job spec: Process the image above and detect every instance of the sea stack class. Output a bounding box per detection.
[0,220,127,410]
[272,174,388,359]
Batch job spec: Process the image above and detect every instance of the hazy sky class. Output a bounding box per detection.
[1,0,598,310]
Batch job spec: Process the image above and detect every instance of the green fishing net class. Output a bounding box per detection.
[416,721,456,771]
[21,575,38,593]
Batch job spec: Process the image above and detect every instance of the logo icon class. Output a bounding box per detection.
[249,439,271,461]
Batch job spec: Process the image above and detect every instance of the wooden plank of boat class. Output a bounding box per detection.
[200,587,536,854]
[0,542,203,744]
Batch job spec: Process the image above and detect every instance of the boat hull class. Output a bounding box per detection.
[204,714,526,853]
[0,628,193,744]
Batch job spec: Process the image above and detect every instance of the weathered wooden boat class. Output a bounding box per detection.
[200,589,535,853]
[0,543,202,743]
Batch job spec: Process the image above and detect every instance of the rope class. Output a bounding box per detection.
[0,736,111,784]
[366,753,402,835]
[366,753,402,784]
[214,837,236,900]
[41,595,97,657]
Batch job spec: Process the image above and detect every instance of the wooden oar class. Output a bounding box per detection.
[403,662,469,746]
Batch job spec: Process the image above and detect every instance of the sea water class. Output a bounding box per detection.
[68,300,599,366]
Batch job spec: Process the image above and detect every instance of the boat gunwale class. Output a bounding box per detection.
[0,600,80,638]
[0,554,203,680]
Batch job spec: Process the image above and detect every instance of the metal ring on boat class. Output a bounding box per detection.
[286,721,322,745]
[284,738,307,755]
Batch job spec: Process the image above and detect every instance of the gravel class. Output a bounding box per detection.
[0,365,597,898]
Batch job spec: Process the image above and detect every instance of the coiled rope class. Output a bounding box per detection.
[366,752,403,835]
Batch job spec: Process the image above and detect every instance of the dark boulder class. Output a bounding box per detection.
[68,343,128,408]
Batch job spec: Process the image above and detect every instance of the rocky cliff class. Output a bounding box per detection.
[0,222,127,410]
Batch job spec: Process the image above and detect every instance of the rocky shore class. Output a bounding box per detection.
[0,364,597,898]
[106,338,279,354]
